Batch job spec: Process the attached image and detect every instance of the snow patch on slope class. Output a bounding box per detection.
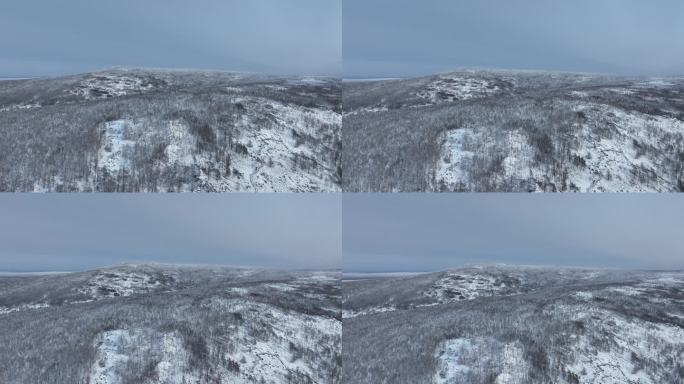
[204,298,340,384]
[434,338,529,384]
[434,338,473,383]
[98,120,136,174]
[90,329,197,384]
[164,120,195,166]
[0,302,50,315]
[91,330,134,384]
[554,305,684,384]
[156,333,194,384]
[566,104,684,192]
[435,128,535,190]
[495,343,529,384]
[569,91,589,98]
[342,305,397,319]
[220,96,340,192]
[343,105,389,117]
[0,103,41,112]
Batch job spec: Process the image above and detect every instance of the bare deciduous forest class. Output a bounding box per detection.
[343,70,684,192]
[0,265,341,384]
[342,266,684,384]
[0,69,341,192]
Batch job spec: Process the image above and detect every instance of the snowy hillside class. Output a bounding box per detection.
[0,265,341,384]
[343,70,684,192]
[0,68,341,192]
[342,266,684,383]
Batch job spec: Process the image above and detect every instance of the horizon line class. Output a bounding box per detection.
[344,263,684,274]
[0,64,343,80]
[0,262,343,275]
[343,65,684,80]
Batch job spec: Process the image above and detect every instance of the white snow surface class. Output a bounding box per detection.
[98,120,136,174]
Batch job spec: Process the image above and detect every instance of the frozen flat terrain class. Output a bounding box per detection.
[0,264,341,384]
[343,70,684,192]
[342,265,684,383]
[0,68,341,192]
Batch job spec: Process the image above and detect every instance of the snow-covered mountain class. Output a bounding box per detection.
[342,265,684,383]
[0,264,341,384]
[343,70,684,192]
[0,68,341,192]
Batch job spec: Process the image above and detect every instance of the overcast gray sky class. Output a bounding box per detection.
[0,0,341,78]
[344,0,684,78]
[0,195,341,272]
[344,194,684,272]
